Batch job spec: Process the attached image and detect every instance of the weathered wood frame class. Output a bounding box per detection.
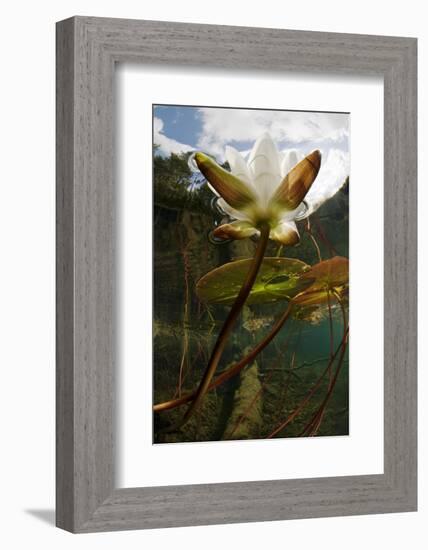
[56,16,417,533]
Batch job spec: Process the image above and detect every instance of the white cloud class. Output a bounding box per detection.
[153,117,193,156]
[196,108,349,160]
[304,148,349,214]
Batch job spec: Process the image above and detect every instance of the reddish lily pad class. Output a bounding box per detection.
[292,256,349,309]
[299,256,349,291]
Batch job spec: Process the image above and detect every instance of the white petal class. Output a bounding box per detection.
[206,182,220,197]
[216,198,253,222]
[270,220,300,245]
[278,201,309,222]
[225,146,253,187]
[280,149,304,178]
[247,133,282,204]
[303,149,349,215]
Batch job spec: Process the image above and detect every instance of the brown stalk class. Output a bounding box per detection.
[306,219,322,263]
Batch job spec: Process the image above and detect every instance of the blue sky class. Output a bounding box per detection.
[153,105,201,147]
[153,104,349,161]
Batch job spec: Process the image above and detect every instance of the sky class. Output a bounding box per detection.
[153,104,350,202]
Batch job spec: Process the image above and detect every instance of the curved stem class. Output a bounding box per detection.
[153,302,293,414]
[312,216,337,258]
[308,232,322,263]
[174,222,271,429]
[306,218,322,263]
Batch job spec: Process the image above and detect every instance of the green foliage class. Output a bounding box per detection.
[153,149,214,215]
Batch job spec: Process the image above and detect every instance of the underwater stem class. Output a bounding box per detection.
[177,233,191,397]
[175,222,271,429]
[327,289,334,389]
[305,219,322,263]
[312,217,337,258]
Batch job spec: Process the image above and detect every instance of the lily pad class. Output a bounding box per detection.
[299,256,349,291]
[293,288,336,307]
[196,257,312,306]
[292,256,349,308]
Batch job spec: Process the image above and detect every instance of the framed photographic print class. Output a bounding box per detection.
[56,17,417,532]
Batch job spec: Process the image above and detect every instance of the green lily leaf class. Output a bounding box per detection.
[196,257,312,306]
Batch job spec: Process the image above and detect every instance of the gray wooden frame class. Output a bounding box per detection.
[56,16,417,533]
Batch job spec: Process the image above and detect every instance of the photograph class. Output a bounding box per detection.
[152,104,350,443]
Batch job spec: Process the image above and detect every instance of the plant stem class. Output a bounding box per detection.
[173,222,271,429]
[327,289,334,389]
[312,216,337,258]
[177,232,191,397]
[306,218,322,263]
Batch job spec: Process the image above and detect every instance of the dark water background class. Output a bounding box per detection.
[153,153,349,443]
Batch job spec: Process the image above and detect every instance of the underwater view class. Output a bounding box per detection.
[152,105,349,444]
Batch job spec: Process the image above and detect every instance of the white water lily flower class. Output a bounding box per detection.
[193,132,322,245]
